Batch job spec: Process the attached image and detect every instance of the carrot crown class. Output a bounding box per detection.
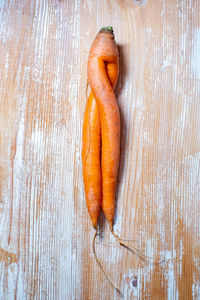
[99,26,113,34]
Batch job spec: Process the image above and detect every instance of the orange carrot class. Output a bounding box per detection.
[82,92,101,229]
[87,27,120,230]
[82,26,119,229]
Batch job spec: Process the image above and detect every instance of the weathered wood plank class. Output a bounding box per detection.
[0,0,199,299]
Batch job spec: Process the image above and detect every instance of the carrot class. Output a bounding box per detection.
[82,91,101,229]
[87,27,120,230]
[82,27,119,229]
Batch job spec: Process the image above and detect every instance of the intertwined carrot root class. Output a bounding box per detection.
[82,27,119,229]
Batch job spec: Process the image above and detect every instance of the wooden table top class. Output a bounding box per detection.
[0,0,199,299]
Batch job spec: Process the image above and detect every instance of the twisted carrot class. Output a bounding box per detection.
[86,27,120,230]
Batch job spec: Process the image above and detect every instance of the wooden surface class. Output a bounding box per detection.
[0,0,199,299]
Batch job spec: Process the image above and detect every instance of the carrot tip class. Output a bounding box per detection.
[109,221,113,231]
[93,224,97,230]
[92,218,98,230]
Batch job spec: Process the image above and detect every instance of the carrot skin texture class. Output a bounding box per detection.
[82,92,101,228]
[82,61,118,228]
[87,31,120,229]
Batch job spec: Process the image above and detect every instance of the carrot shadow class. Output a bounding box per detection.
[97,211,106,240]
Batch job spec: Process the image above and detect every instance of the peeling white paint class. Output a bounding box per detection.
[191,28,200,80]
[161,1,165,17]
[192,274,200,299]
[131,0,147,6]
[31,125,45,163]
[167,257,178,300]
[14,99,26,173]
[122,269,139,299]
[32,68,42,83]
[162,55,172,68]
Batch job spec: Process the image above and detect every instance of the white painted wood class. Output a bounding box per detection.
[0,0,199,299]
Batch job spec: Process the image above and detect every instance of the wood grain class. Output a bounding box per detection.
[0,0,199,299]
